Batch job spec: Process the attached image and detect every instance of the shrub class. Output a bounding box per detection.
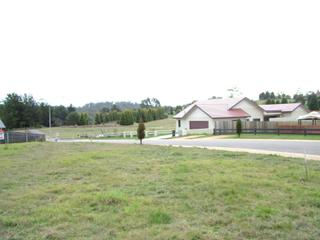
[236,119,242,137]
[137,121,145,144]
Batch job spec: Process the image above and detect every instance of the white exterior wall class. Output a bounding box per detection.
[213,118,248,127]
[269,106,309,122]
[176,107,214,135]
[232,99,264,121]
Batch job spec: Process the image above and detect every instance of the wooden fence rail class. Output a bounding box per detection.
[213,121,320,135]
[214,128,320,135]
[214,120,319,130]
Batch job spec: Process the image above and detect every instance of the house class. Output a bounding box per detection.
[174,97,264,134]
[174,97,309,134]
[260,103,309,121]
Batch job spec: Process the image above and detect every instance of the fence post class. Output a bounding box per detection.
[6,132,10,144]
[254,128,257,135]
[213,128,216,135]
[304,129,307,136]
[25,129,29,142]
[277,128,280,135]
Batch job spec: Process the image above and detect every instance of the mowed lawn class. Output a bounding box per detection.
[37,118,176,138]
[1,143,320,239]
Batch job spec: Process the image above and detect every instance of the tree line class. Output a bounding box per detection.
[0,93,91,129]
[258,90,320,111]
[0,93,173,129]
[94,106,167,125]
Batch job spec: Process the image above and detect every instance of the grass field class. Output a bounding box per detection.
[36,118,175,139]
[1,143,320,239]
[228,134,320,140]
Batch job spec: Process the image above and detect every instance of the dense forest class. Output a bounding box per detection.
[258,90,320,110]
[0,94,176,129]
[0,93,89,129]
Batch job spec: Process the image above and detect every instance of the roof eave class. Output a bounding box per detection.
[211,115,250,119]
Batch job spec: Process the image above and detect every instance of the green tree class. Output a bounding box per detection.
[66,112,80,125]
[270,92,275,99]
[95,113,101,124]
[265,99,273,104]
[79,113,88,125]
[67,104,76,113]
[52,105,68,126]
[22,94,38,127]
[293,93,306,104]
[99,113,105,124]
[307,93,319,110]
[236,119,242,137]
[281,98,288,104]
[83,113,89,125]
[1,93,24,129]
[120,110,134,125]
[140,98,161,108]
[111,104,120,112]
[37,103,50,127]
[137,121,145,144]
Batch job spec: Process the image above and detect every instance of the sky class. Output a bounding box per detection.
[1,0,319,107]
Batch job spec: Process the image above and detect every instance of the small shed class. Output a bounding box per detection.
[0,119,6,129]
[0,119,5,143]
[297,111,320,125]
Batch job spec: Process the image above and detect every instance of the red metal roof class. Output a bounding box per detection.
[260,103,302,113]
[174,97,250,119]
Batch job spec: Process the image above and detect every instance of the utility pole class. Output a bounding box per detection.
[40,98,52,138]
[49,105,52,137]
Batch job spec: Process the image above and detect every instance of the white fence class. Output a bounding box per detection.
[82,130,173,139]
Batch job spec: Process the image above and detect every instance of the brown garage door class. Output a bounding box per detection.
[189,121,209,129]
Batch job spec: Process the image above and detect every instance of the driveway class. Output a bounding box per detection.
[55,137,320,160]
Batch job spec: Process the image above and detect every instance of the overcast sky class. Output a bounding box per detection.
[1,1,319,107]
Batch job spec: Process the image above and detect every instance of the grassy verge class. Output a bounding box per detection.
[1,143,320,239]
[228,134,320,140]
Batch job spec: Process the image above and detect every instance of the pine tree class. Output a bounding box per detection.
[95,113,101,125]
[137,121,145,144]
[82,113,89,125]
[120,110,134,125]
[266,99,272,104]
[66,112,80,125]
[99,113,105,124]
[79,113,85,125]
[236,119,242,137]
[308,93,319,110]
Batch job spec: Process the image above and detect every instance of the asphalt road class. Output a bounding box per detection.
[57,138,320,156]
[146,139,320,156]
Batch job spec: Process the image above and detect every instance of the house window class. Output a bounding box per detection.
[178,120,181,127]
[189,121,209,129]
[253,118,260,122]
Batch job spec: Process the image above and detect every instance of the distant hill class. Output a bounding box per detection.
[77,101,140,116]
